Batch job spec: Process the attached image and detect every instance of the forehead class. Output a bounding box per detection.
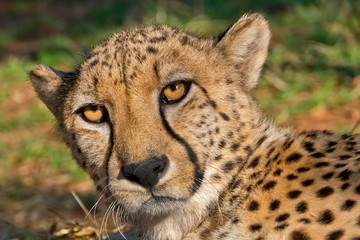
[77,25,212,87]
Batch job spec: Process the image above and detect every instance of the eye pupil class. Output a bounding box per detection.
[169,85,177,91]
[91,106,98,111]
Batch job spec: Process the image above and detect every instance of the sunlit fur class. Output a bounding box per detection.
[30,13,360,240]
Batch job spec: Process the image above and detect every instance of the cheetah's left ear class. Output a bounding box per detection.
[216,13,271,91]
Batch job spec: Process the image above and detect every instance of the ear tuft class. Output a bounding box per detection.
[29,65,64,116]
[216,13,271,91]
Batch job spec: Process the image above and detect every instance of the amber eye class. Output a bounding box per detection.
[81,105,107,123]
[162,81,191,104]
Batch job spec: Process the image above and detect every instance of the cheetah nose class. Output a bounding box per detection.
[122,156,169,189]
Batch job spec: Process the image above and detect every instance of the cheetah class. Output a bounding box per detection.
[29,14,360,240]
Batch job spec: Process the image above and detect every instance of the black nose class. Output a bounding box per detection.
[122,156,168,189]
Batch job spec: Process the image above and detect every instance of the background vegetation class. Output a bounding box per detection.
[0,0,359,239]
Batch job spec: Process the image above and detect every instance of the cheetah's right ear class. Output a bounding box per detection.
[29,65,76,117]
[216,13,271,91]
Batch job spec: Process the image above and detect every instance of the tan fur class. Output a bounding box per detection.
[30,13,360,240]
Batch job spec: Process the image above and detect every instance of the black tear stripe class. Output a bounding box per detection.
[105,120,115,187]
[159,103,204,193]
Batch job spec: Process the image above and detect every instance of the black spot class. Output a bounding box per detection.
[337,169,353,181]
[303,141,315,152]
[287,174,298,180]
[326,230,344,240]
[297,167,310,173]
[236,156,244,163]
[316,187,334,198]
[346,141,357,146]
[334,163,347,168]
[267,147,275,158]
[314,161,329,168]
[273,169,282,176]
[231,143,240,152]
[283,139,295,150]
[149,36,167,43]
[286,153,303,164]
[287,190,302,199]
[274,223,289,231]
[295,201,308,213]
[230,194,240,203]
[272,153,280,162]
[219,112,230,121]
[225,79,233,85]
[211,174,221,180]
[223,161,235,172]
[340,199,356,211]
[244,145,253,157]
[250,171,261,179]
[200,228,211,239]
[298,218,311,224]
[356,184,360,194]
[256,135,268,148]
[232,217,240,224]
[270,200,280,210]
[247,156,260,168]
[218,140,226,149]
[306,132,318,138]
[89,59,99,67]
[263,181,277,190]
[256,179,264,186]
[215,127,220,134]
[249,224,262,232]
[317,209,334,224]
[328,141,337,148]
[340,155,352,160]
[322,172,334,180]
[291,230,310,240]
[180,36,188,45]
[301,179,314,187]
[327,148,336,153]
[146,46,158,53]
[248,200,259,211]
[214,155,222,161]
[311,152,325,158]
[340,183,350,190]
[276,213,290,222]
[218,231,229,238]
[209,100,217,109]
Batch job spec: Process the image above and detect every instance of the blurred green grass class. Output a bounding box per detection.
[0,0,359,237]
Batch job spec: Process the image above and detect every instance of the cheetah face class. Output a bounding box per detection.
[30,14,270,220]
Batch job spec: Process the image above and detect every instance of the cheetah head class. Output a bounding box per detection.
[29,14,270,224]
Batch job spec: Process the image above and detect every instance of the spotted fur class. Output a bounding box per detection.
[30,14,360,240]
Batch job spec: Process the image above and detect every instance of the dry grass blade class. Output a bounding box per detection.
[350,120,360,134]
[71,191,93,220]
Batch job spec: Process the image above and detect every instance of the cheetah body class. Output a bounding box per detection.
[30,14,360,240]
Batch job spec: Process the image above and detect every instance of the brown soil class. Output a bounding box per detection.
[290,101,360,133]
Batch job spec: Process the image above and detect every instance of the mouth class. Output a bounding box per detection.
[138,193,186,216]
